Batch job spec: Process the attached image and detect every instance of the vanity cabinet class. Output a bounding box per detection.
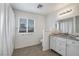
[50,36,79,56]
[67,39,79,56]
[50,36,66,56]
[55,37,66,56]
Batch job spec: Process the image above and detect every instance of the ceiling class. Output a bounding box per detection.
[11,3,70,15]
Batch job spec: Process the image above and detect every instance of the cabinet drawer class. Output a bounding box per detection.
[56,39,66,47]
[56,37,66,41]
[57,41,66,46]
[67,39,79,45]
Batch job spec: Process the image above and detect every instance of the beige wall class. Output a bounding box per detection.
[14,10,45,49]
[44,4,79,51]
[57,4,79,20]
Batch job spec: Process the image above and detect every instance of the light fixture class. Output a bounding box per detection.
[59,9,72,15]
[37,4,43,8]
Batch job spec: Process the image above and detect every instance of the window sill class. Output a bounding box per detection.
[18,32,34,35]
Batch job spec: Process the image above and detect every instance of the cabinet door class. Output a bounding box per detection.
[67,40,79,56]
[50,37,56,50]
[55,37,66,55]
[67,44,79,56]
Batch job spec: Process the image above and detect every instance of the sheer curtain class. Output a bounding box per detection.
[0,3,3,56]
[0,3,15,56]
[0,3,8,56]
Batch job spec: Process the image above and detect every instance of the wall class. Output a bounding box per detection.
[44,4,79,51]
[45,4,79,34]
[14,10,45,49]
[45,13,58,32]
[42,12,58,51]
[57,4,79,20]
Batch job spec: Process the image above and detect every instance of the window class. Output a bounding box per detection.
[19,18,27,33]
[19,18,34,33]
[28,19,34,32]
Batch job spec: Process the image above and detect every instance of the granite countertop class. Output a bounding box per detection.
[49,33,79,41]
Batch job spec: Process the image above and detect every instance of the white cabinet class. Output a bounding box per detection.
[50,36,56,50]
[55,37,66,56]
[50,36,79,56]
[50,36,66,56]
[67,39,79,56]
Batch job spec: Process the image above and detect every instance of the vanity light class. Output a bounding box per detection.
[59,9,72,15]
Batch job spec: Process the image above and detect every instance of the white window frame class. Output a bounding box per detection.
[18,17,35,34]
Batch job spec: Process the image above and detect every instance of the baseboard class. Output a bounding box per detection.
[14,42,41,49]
[51,49,62,56]
[42,48,49,51]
